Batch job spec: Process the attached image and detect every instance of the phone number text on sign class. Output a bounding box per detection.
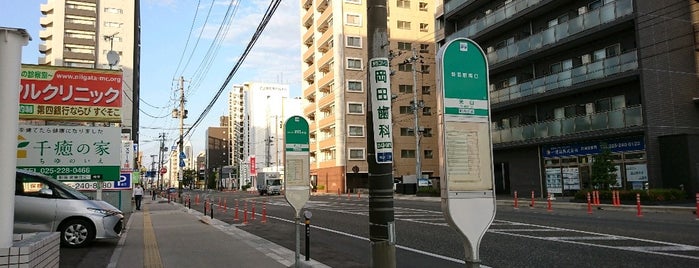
[64,181,114,190]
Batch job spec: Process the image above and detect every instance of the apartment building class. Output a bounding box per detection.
[438,0,699,195]
[38,0,136,133]
[228,83,301,188]
[301,0,440,193]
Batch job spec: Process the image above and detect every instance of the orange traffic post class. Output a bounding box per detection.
[357,191,361,200]
[261,201,267,223]
[636,193,643,217]
[347,190,351,200]
[587,192,592,214]
[513,190,519,209]
[530,190,535,208]
[695,193,699,221]
[251,201,256,221]
[547,192,552,212]
[195,194,200,205]
[233,199,239,221]
[223,198,228,213]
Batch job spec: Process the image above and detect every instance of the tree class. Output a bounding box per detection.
[207,170,218,189]
[182,168,196,189]
[591,147,617,190]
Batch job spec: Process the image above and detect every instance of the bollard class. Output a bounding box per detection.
[358,191,361,199]
[614,190,620,206]
[530,190,535,208]
[204,200,208,217]
[224,198,228,213]
[261,201,267,223]
[337,188,340,197]
[234,199,240,221]
[347,190,351,200]
[210,200,214,219]
[513,191,519,209]
[695,193,699,221]
[587,192,592,214]
[187,196,191,209]
[251,201,256,221]
[547,192,552,212]
[196,194,200,205]
[636,193,643,217]
[243,203,248,224]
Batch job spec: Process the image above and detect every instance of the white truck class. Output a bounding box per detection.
[257,171,282,195]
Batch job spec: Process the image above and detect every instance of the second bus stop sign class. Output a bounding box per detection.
[284,116,310,217]
[437,37,496,267]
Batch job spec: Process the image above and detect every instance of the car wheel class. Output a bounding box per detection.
[60,219,94,248]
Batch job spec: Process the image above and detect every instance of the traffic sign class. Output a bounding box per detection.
[284,116,311,217]
[115,173,131,188]
[160,167,167,174]
[437,37,496,266]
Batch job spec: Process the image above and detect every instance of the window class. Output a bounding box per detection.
[422,128,432,137]
[419,2,428,11]
[593,48,606,61]
[606,44,621,57]
[398,63,412,72]
[595,98,611,112]
[345,13,361,26]
[424,150,433,159]
[104,21,122,28]
[399,106,412,114]
[346,36,361,48]
[104,7,123,14]
[401,150,416,158]
[347,58,362,70]
[400,128,414,136]
[349,148,365,160]
[422,86,430,95]
[347,80,363,92]
[419,23,428,32]
[348,102,363,114]
[348,125,364,137]
[397,42,411,51]
[399,85,413,93]
[420,65,430,73]
[345,0,361,4]
[611,95,626,109]
[397,0,410,8]
[422,107,431,115]
[420,43,429,52]
[397,21,411,30]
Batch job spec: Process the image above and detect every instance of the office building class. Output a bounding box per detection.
[438,0,699,194]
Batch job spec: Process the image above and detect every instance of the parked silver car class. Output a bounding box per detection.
[14,169,124,247]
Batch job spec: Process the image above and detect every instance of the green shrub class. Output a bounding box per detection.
[417,186,439,196]
[317,185,325,190]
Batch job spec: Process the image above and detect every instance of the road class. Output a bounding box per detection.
[189,191,699,268]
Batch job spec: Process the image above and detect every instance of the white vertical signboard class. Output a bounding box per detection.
[437,38,496,267]
[369,58,393,164]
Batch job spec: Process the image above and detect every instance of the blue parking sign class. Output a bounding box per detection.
[116,173,131,189]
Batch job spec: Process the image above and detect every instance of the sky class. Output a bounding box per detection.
[0,0,302,166]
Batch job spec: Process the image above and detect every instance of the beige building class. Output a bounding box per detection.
[300,0,439,193]
[38,0,136,131]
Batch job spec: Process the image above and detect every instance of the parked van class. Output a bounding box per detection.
[14,169,124,247]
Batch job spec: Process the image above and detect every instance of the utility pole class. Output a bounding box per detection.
[157,132,166,191]
[149,154,157,188]
[177,76,186,197]
[366,0,396,267]
[409,48,422,180]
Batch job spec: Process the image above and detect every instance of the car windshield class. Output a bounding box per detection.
[41,174,90,200]
[269,179,282,186]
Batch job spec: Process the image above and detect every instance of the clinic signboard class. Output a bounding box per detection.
[19,64,122,122]
[368,57,394,164]
[16,125,120,181]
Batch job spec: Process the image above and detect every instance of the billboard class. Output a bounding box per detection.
[19,64,123,122]
[16,125,121,181]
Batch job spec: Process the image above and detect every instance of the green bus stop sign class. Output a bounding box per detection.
[285,116,309,152]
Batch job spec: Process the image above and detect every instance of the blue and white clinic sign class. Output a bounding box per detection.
[369,57,393,164]
[115,173,131,189]
[542,136,645,158]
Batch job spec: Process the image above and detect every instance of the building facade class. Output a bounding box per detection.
[38,0,136,134]
[300,0,440,193]
[438,0,699,195]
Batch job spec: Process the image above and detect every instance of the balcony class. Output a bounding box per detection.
[40,17,52,27]
[444,0,473,15]
[303,45,315,63]
[318,47,334,71]
[65,21,96,32]
[65,36,95,46]
[317,71,334,90]
[492,105,643,144]
[39,44,50,53]
[303,0,312,10]
[40,3,53,15]
[303,64,315,80]
[317,7,332,32]
[318,135,335,149]
[317,91,334,108]
[64,51,94,61]
[491,50,638,105]
[303,28,314,46]
[454,0,543,39]
[39,29,52,40]
[302,8,313,28]
[317,29,332,51]
[304,105,316,117]
[315,0,329,13]
[66,6,96,17]
[304,73,315,85]
[485,0,633,65]
[304,85,316,98]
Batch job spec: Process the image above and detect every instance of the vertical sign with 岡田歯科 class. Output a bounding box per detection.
[437,37,495,267]
[369,58,393,164]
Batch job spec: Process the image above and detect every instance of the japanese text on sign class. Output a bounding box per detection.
[369,58,393,163]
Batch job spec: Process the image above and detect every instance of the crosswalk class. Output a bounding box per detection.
[265,197,699,260]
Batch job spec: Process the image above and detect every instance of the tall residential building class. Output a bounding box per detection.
[300,0,439,193]
[38,0,136,133]
[228,83,300,187]
[438,0,699,195]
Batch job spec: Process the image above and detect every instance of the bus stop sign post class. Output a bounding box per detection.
[437,37,496,268]
[284,116,310,268]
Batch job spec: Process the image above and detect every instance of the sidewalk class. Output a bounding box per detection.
[108,194,329,268]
